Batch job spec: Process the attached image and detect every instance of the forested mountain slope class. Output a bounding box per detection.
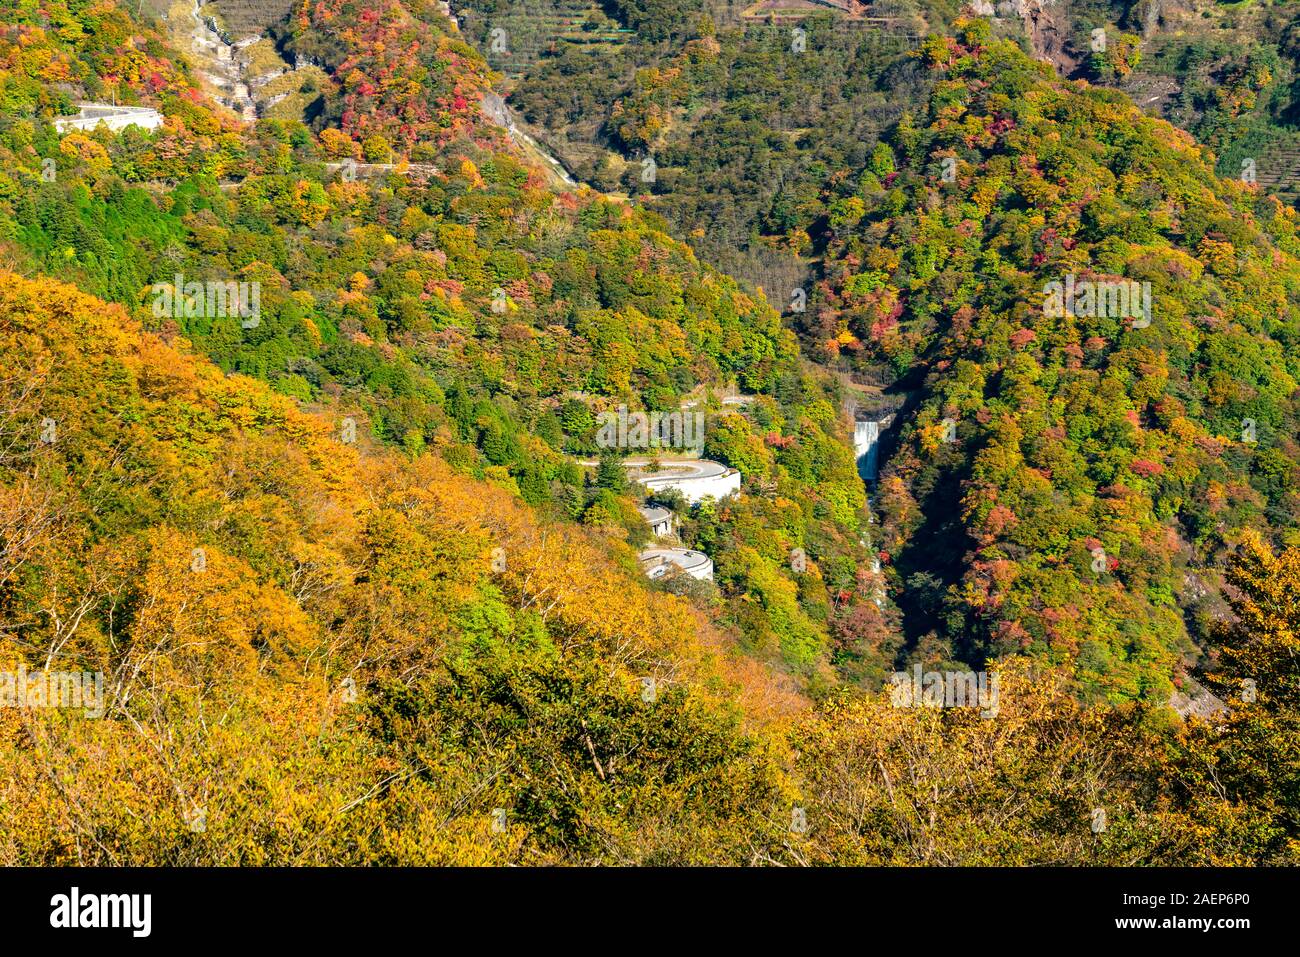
[501,3,943,290]
[0,0,882,686]
[1,269,1294,864]
[806,20,1300,702]
[0,268,801,863]
[0,0,1296,865]
[498,0,1300,284]
[6,0,1300,701]
[465,4,1300,703]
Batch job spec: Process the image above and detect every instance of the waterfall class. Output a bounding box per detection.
[854,420,880,482]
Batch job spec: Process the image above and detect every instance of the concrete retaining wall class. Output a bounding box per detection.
[54,106,164,134]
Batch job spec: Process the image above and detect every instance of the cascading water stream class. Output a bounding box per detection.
[854,419,880,483]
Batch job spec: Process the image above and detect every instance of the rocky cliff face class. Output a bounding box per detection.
[176,1,328,123]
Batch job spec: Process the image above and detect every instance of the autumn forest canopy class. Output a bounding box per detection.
[0,0,1295,867]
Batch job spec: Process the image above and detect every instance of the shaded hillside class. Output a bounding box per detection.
[506,5,941,290]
